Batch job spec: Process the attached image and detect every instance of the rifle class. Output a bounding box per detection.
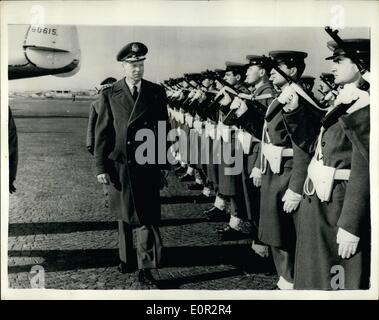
[203,70,268,123]
[320,74,338,92]
[325,26,370,86]
[264,58,325,122]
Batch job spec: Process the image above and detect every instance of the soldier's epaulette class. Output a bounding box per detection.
[101,84,114,93]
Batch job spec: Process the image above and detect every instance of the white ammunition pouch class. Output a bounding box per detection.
[303,127,351,202]
[185,114,194,127]
[178,112,185,124]
[222,125,231,142]
[205,122,216,140]
[193,120,203,134]
[216,123,224,141]
[237,130,253,154]
[261,143,293,174]
[304,158,336,202]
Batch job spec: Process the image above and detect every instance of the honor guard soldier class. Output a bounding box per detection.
[201,69,226,203]
[282,38,371,289]
[178,73,203,183]
[206,61,250,238]
[95,42,169,286]
[228,55,276,256]
[256,51,311,289]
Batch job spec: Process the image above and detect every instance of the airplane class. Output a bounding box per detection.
[8,24,81,80]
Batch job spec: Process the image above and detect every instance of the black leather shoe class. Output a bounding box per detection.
[218,226,243,241]
[138,269,155,285]
[179,174,195,182]
[204,207,229,222]
[117,262,135,274]
[187,183,204,191]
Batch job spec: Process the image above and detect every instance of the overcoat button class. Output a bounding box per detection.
[127,141,131,145]
[321,141,326,147]
[144,121,148,125]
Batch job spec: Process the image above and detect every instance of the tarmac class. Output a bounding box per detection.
[7,97,278,290]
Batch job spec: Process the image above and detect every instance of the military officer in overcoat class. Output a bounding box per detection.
[95,42,169,285]
[233,55,276,256]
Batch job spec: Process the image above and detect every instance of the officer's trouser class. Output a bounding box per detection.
[118,220,162,270]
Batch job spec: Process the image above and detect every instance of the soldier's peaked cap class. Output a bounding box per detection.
[269,51,308,64]
[117,42,148,62]
[184,73,202,80]
[325,38,370,60]
[299,75,315,86]
[225,61,246,72]
[300,75,315,81]
[100,77,117,86]
[246,55,270,66]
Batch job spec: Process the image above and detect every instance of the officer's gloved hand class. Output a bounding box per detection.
[9,181,16,194]
[337,227,360,259]
[249,167,262,187]
[97,173,110,185]
[86,146,94,155]
[282,188,302,213]
[278,85,299,112]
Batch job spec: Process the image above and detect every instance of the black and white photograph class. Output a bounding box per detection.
[1,0,378,300]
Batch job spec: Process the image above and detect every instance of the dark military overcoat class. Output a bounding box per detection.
[95,78,168,226]
[284,104,370,289]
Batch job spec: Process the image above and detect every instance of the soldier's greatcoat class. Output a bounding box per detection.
[284,104,370,289]
[257,99,310,249]
[95,78,168,226]
[241,82,275,240]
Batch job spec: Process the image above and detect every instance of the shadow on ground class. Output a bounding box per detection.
[8,218,212,236]
[8,244,275,279]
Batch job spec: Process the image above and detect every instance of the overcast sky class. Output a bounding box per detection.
[8,25,369,91]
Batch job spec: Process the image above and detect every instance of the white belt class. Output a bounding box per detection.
[334,169,350,180]
[261,143,293,174]
[237,130,260,154]
[282,148,293,157]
